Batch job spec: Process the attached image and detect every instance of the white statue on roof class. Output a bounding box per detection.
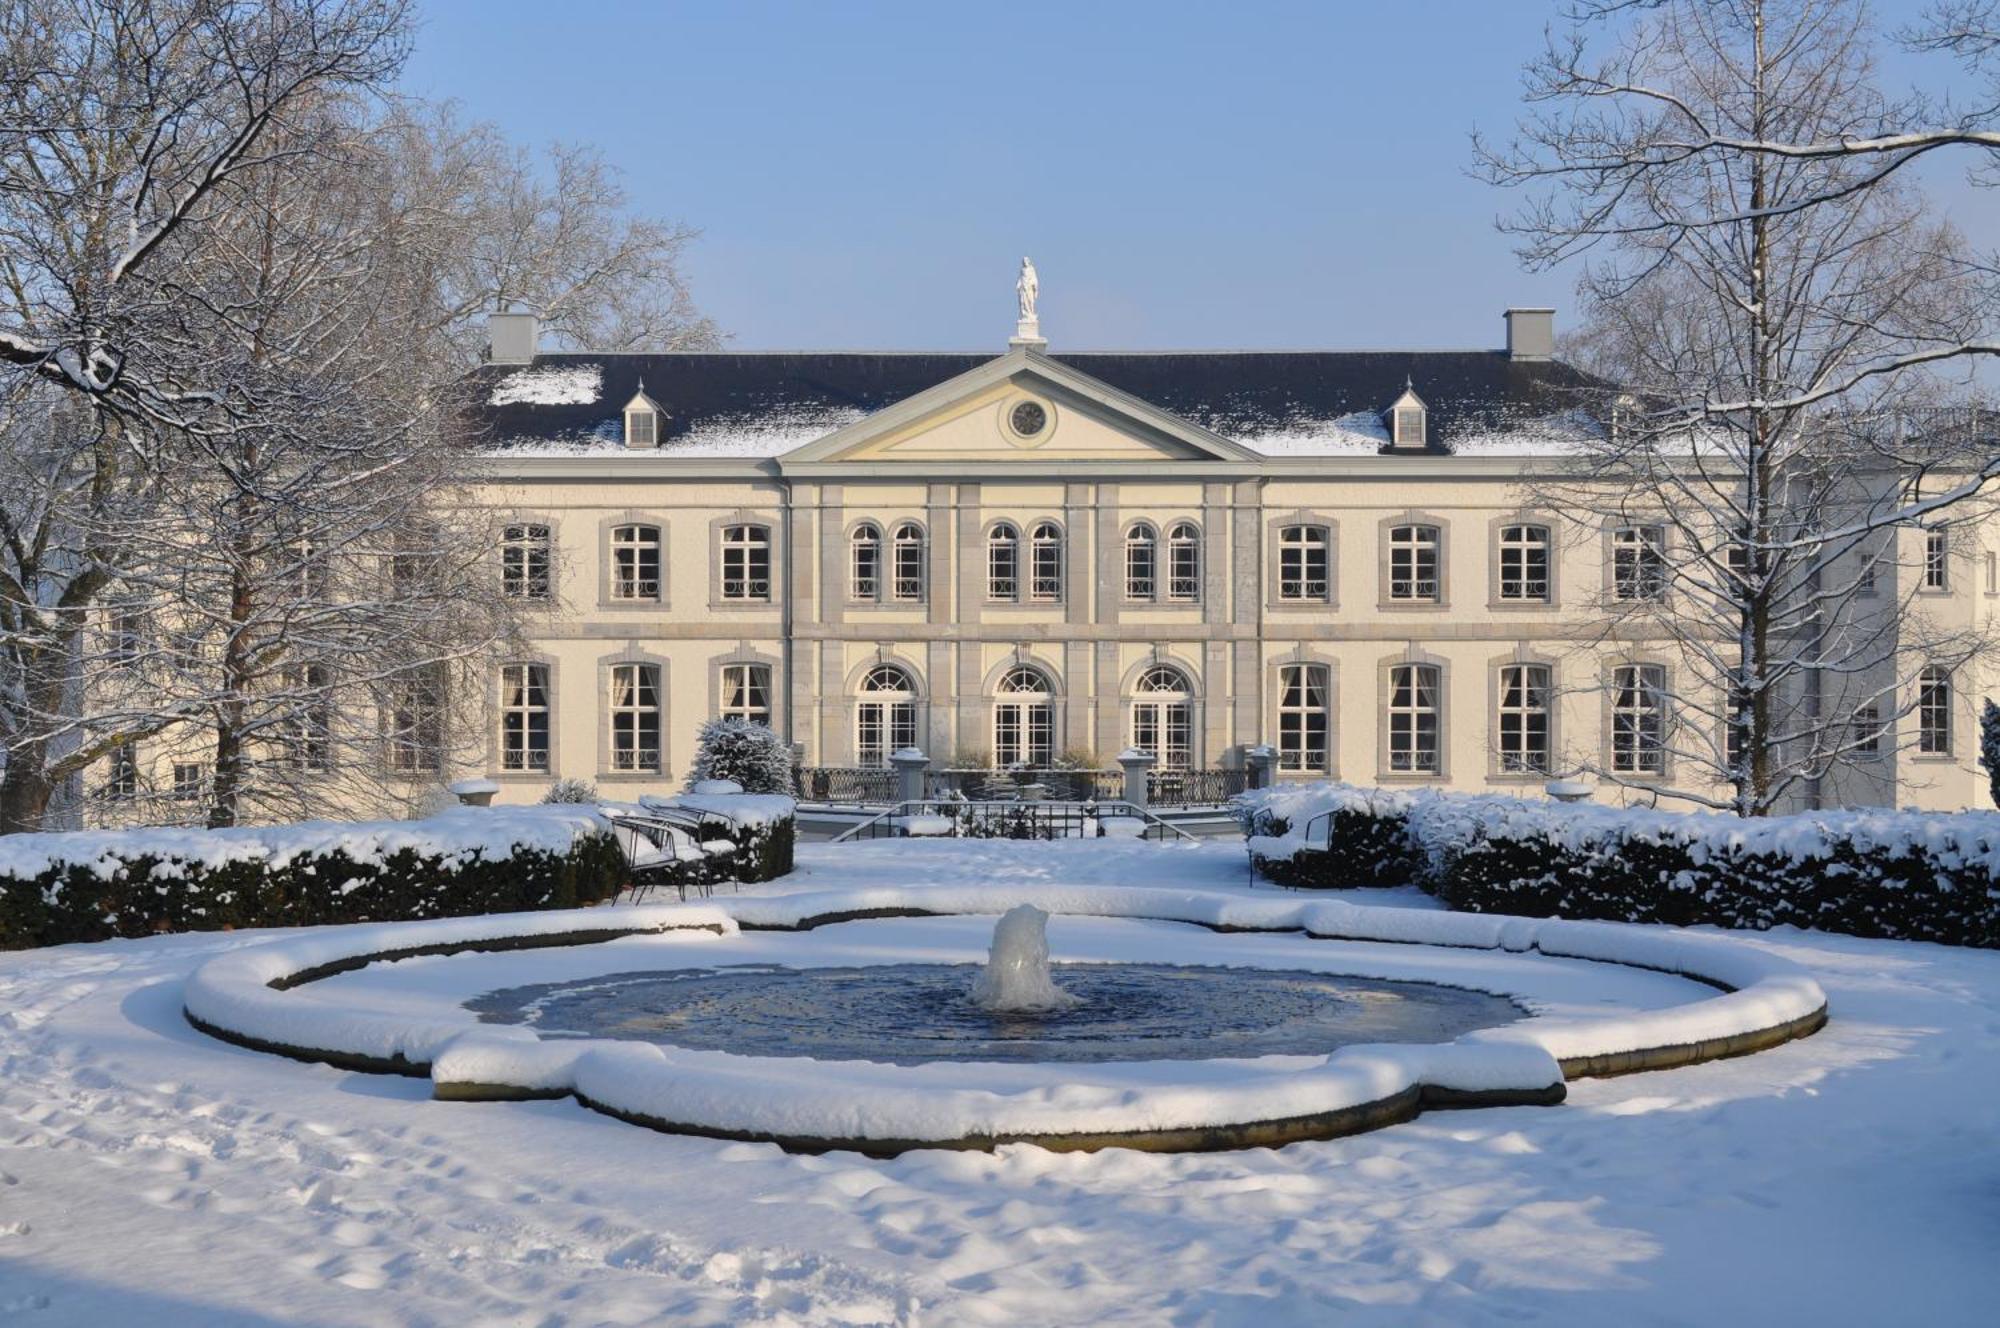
[1017,257,1038,321]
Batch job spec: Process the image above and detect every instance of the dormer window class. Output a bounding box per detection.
[623,386,663,449]
[1389,385,1428,448]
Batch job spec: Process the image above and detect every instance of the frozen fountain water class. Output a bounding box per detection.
[970,905,1080,1012]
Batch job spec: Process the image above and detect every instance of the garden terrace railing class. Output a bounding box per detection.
[793,767,900,803]
[924,768,1123,802]
[1148,768,1250,808]
[832,799,1196,844]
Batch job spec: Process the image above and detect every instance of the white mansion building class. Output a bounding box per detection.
[462,298,1995,812]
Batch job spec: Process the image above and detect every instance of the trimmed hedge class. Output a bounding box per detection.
[1,819,628,951]
[1242,783,2000,949]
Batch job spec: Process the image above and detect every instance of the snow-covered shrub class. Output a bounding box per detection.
[1982,700,2000,810]
[1245,782,2000,948]
[540,777,600,804]
[686,719,794,795]
[0,807,626,950]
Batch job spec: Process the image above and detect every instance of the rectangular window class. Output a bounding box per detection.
[1857,547,1878,596]
[1918,666,1952,754]
[993,703,1053,767]
[1388,525,1441,602]
[1849,704,1883,759]
[500,663,550,772]
[988,530,1019,600]
[1613,526,1667,602]
[1611,664,1667,774]
[107,605,145,663]
[720,663,772,726]
[105,745,138,801]
[721,524,771,601]
[1497,525,1550,602]
[1497,664,1551,774]
[857,701,916,768]
[503,524,552,600]
[610,524,661,600]
[609,663,662,772]
[851,528,880,599]
[1387,663,1442,773]
[1277,664,1330,772]
[1395,406,1425,446]
[1925,528,1949,591]
[626,410,656,448]
[172,762,205,801]
[285,664,332,772]
[1278,525,1329,601]
[387,665,446,773]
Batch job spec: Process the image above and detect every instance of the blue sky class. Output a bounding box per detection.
[404,0,1995,352]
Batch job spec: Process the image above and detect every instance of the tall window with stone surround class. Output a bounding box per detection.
[1029,522,1064,601]
[850,523,881,599]
[993,665,1054,767]
[721,524,771,601]
[1388,524,1441,601]
[1496,663,1551,773]
[1277,663,1329,772]
[502,523,552,600]
[609,663,662,772]
[891,522,926,602]
[1611,663,1667,773]
[1613,525,1667,601]
[720,663,772,726]
[988,523,1020,600]
[1278,525,1329,601]
[1387,663,1442,773]
[1125,524,1156,600]
[856,665,918,767]
[1918,665,1953,754]
[1166,522,1201,601]
[1497,524,1550,602]
[610,524,660,600]
[500,663,550,771]
[1130,665,1193,769]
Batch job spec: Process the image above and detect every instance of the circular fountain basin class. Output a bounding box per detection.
[466,962,1529,1065]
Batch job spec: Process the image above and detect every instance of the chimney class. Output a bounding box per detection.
[488,310,539,364]
[1504,308,1555,361]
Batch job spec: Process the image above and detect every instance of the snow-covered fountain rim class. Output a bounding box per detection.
[182,885,1829,1155]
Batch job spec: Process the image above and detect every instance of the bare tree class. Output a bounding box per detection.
[1480,0,2000,813]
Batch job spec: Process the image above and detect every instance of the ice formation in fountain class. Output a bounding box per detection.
[971,905,1080,1012]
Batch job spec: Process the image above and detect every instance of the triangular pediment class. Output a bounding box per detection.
[778,348,1257,466]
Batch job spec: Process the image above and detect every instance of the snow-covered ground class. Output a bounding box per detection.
[2,837,1997,1325]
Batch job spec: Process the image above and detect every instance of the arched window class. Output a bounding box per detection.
[988,523,1020,600]
[1029,521,1063,601]
[1130,664,1193,769]
[1165,522,1201,601]
[850,523,881,600]
[1387,663,1442,773]
[1125,524,1157,600]
[891,522,926,602]
[856,664,919,767]
[994,665,1054,767]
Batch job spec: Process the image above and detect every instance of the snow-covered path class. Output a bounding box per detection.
[2,838,1997,1325]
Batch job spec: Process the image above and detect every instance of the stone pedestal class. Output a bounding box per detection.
[890,747,931,804]
[448,778,499,808]
[1009,316,1046,350]
[1245,744,1279,790]
[1116,748,1157,808]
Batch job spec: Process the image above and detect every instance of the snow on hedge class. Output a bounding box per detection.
[0,804,613,884]
[185,883,1825,1146]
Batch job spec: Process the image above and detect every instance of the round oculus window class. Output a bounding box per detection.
[1009,401,1048,437]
